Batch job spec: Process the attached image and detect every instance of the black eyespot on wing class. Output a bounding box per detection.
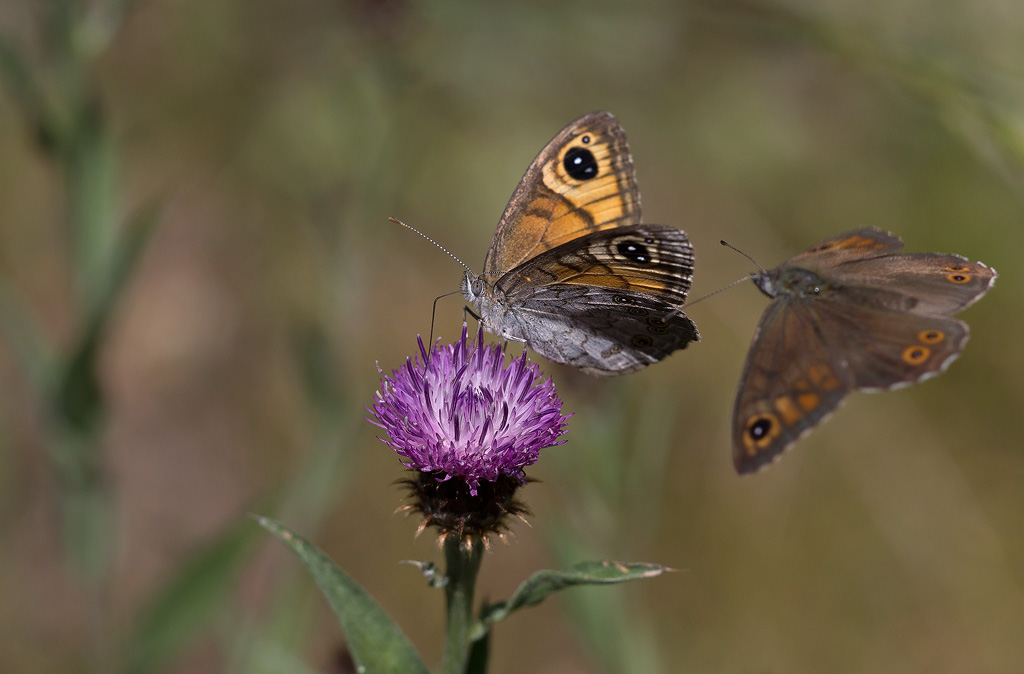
[749,417,774,440]
[615,240,651,264]
[564,147,598,180]
[646,319,668,334]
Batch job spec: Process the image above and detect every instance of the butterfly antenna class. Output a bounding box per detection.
[681,275,753,308]
[720,239,768,274]
[679,240,764,308]
[388,216,478,360]
[389,216,474,274]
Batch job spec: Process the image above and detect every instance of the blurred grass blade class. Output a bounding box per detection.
[475,561,671,635]
[0,34,49,142]
[81,0,148,60]
[97,201,163,322]
[57,202,161,431]
[0,276,57,398]
[255,515,429,674]
[126,515,260,674]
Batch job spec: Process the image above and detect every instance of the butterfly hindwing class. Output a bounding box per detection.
[495,224,698,374]
[733,299,853,473]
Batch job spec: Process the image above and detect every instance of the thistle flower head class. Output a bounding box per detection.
[369,325,570,540]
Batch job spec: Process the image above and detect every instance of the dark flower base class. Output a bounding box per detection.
[401,470,531,543]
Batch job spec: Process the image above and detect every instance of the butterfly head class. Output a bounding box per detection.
[461,270,484,305]
[751,269,779,299]
[753,267,830,301]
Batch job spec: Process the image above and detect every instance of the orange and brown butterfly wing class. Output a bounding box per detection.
[732,299,854,473]
[785,227,904,267]
[483,111,641,277]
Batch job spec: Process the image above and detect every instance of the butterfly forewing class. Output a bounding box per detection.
[499,224,693,299]
[484,112,641,277]
[815,253,995,316]
[786,227,904,267]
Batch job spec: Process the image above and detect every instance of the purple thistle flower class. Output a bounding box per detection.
[370,325,570,497]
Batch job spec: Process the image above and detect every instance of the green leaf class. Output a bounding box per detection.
[255,515,429,674]
[475,561,671,635]
[126,516,260,674]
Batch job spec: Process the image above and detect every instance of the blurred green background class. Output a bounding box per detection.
[1,1,1022,673]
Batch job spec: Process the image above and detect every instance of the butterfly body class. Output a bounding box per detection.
[734,228,996,474]
[463,112,699,375]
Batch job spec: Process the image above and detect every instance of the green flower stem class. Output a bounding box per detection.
[440,536,484,674]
